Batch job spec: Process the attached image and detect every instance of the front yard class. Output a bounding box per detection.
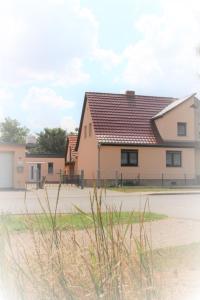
[1,188,200,300]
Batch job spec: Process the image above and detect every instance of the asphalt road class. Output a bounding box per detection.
[0,186,200,219]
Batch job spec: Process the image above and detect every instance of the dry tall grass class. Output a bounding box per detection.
[0,185,160,300]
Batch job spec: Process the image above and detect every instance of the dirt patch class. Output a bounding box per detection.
[1,218,200,299]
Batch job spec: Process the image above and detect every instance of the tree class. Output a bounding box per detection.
[0,117,29,144]
[36,128,66,153]
[68,127,79,135]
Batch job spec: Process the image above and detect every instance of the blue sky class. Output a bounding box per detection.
[0,0,200,134]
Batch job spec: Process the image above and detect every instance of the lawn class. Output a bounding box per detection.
[0,211,167,232]
[109,186,199,193]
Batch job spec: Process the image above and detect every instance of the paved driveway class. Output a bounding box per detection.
[0,186,200,219]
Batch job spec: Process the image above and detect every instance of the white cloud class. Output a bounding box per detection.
[0,0,97,85]
[22,87,75,130]
[93,48,121,70]
[120,0,200,96]
[54,58,90,86]
[60,116,78,133]
[22,87,74,110]
[0,89,14,121]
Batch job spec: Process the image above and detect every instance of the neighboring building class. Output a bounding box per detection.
[75,91,200,186]
[0,143,26,189]
[65,134,78,175]
[25,153,65,183]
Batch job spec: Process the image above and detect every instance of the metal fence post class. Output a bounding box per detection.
[184,173,187,185]
[120,173,123,187]
[161,173,164,186]
[36,168,39,189]
[80,170,84,189]
[97,170,101,189]
[115,170,118,187]
[137,173,140,185]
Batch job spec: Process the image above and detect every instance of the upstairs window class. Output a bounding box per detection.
[89,123,92,137]
[84,125,87,138]
[48,162,54,174]
[121,150,138,166]
[177,122,187,136]
[166,151,182,167]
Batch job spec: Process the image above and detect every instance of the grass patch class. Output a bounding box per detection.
[0,211,167,232]
[109,186,198,193]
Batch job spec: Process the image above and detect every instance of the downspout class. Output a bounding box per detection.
[97,142,101,188]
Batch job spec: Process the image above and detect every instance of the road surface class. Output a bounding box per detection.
[0,186,200,219]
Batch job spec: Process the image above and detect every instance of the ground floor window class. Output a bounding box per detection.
[166,151,182,167]
[48,162,54,174]
[121,150,138,166]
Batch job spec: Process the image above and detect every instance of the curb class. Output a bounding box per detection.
[148,191,200,196]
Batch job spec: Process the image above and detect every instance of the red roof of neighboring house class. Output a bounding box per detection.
[85,91,175,145]
[65,135,78,163]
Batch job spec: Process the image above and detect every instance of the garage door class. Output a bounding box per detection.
[0,152,13,188]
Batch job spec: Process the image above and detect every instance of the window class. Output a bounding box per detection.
[89,123,92,137]
[31,166,34,180]
[84,125,87,138]
[177,122,187,136]
[166,151,182,167]
[48,162,54,174]
[121,150,138,166]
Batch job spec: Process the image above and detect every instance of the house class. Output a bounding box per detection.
[25,153,65,184]
[73,91,200,186]
[0,143,26,189]
[65,134,78,175]
[0,143,65,189]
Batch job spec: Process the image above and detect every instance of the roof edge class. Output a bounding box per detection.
[99,141,196,148]
[26,153,64,158]
[152,93,197,120]
[75,93,87,151]
[85,91,176,100]
[0,142,26,147]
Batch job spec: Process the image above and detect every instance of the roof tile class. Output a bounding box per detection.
[86,92,175,145]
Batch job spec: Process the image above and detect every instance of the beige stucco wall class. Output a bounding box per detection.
[25,156,65,182]
[0,144,26,189]
[99,146,196,180]
[155,97,196,141]
[195,149,200,177]
[77,101,98,179]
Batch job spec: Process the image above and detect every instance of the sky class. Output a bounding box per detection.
[0,0,200,134]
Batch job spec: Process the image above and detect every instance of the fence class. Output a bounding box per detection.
[73,170,200,188]
[26,169,200,190]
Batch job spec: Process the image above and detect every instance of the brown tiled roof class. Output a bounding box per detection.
[86,92,175,145]
[66,135,78,163]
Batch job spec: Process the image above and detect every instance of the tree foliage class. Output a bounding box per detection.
[0,117,29,144]
[36,128,66,153]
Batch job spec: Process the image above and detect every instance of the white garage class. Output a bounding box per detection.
[0,152,14,188]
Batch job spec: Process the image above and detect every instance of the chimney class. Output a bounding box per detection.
[126,90,135,98]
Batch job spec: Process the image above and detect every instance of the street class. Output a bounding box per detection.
[0,186,200,219]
